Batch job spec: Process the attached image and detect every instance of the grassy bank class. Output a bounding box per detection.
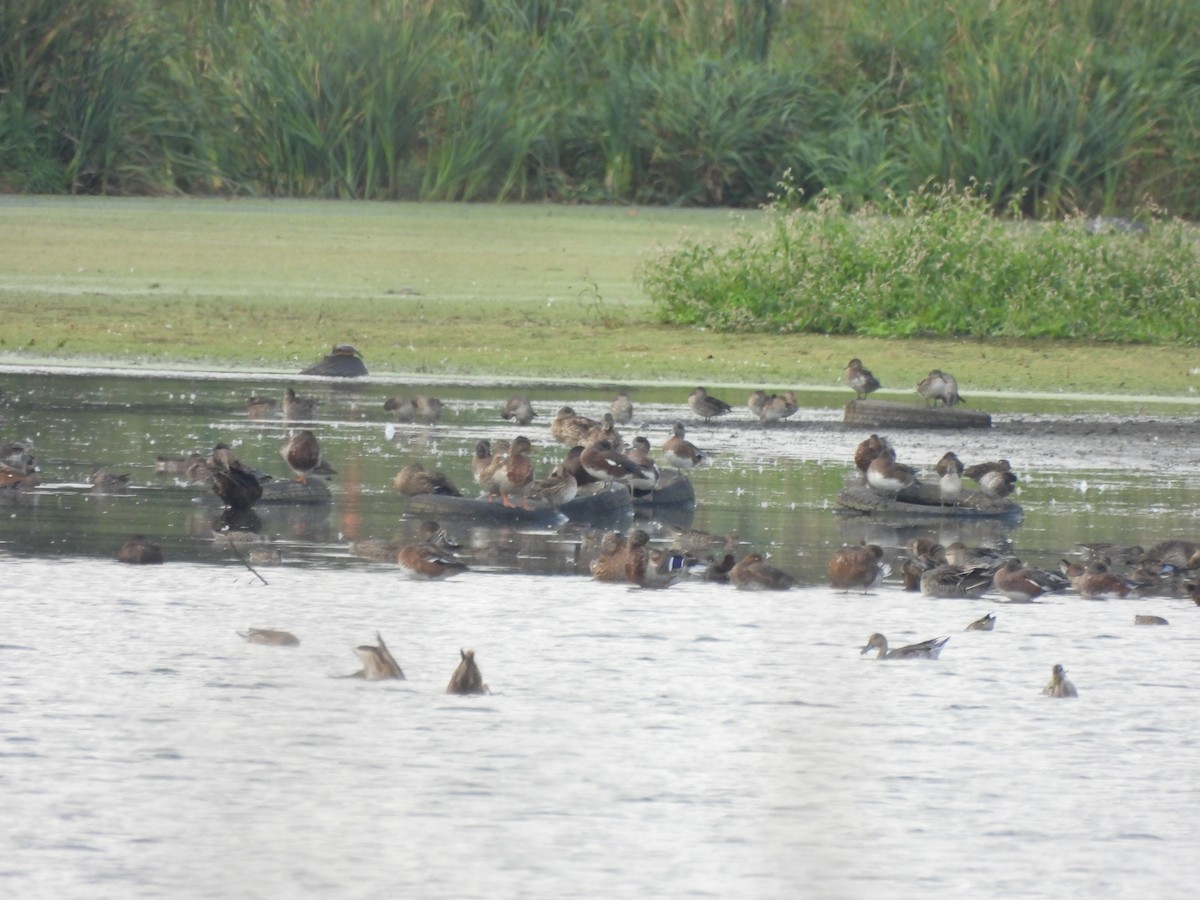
[2,197,1199,398]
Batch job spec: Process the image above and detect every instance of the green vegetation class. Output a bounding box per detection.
[2,197,1199,398]
[3,0,1199,218]
[643,180,1200,342]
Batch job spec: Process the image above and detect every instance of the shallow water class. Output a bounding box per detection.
[3,369,1200,897]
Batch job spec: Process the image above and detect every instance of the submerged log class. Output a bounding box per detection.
[843,399,991,429]
[835,482,1021,519]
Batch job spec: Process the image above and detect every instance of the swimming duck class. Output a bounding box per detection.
[154,453,206,475]
[688,387,732,423]
[90,467,132,493]
[965,612,996,631]
[245,396,278,419]
[397,534,468,579]
[1071,563,1137,599]
[239,628,299,646]
[348,632,405,680]
[589,531,630,582]
[501,395,537,426]
[729,552,796,591]
[550,406,600,447]
[610,390,634,425]
[1041,663,1077,698]
[493,435,534,508]
[943,542,1006,570]
[624,530,685,589]
[844,358,881,400]
[392,461,462,497]
[917,369,962,407]
[827,543,887,592]
[282,387,318,421]
[300,344,368,377]
[281,429,323,483]
[662,422,704,469]
[383,395,418,422]
[860,633,948,660]
[992,558,1068,602]
[414,395,444,424]
[918,564,993,598]
[866,446,919,496]
[447,648,490,695]
[116,535,163,564]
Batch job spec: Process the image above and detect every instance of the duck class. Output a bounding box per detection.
[853,434,891,481]
[493,435,535,508]
[589,531,630,582]
[747,390,770,420]
[917,369,962,407]
[526,467,578,509]
[414,395,445,424]
[90,467,132,493]
[761,390,799,424]
[300,344,368,377]
[943,541,1006,570]
[501,395,537,426]
[559,445,600,489]
[383,395,417,422]
[610,390,634,425]
[154,452,205,475]
[844,358,881,400]
[584,412,623,447]
[1041,663,1078,698]
[245,396,278,419]
[992,558,1069,602]
[669,526,739,555]
[116,535,163,564]
[1,442,38,475]
[208,444,265,510]
[282,387,318,421]
[392,461,462,497]
[1138,539,1200,570]
[396,537,468,579]
[351,536,406,562]
[447,648,490,695]
[965,612,996,631]
[624,530,685,589]
[580,438,653,489]
[281,429,323,483]
[550,406,600,447]
[827,543,887,592]
[1071,563,1137,599]
[963,458,1014,483]
[729,552,796,591]
[347,632,405,680]
[688,386,732,423]
[698,552,737,583]
[860,633,948,660]
[662,422,704,469]
[472,440,502,498]
[979,468,1018,498]
[919,564,993,598]
[239,628,299,646]
[935,451,964,504]
[866,446,919,496]
[624,436,662,492]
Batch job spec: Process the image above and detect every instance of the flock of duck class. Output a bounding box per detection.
[3,347,1191,699]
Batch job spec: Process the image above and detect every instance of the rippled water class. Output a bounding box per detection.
[3,368,1200,897]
